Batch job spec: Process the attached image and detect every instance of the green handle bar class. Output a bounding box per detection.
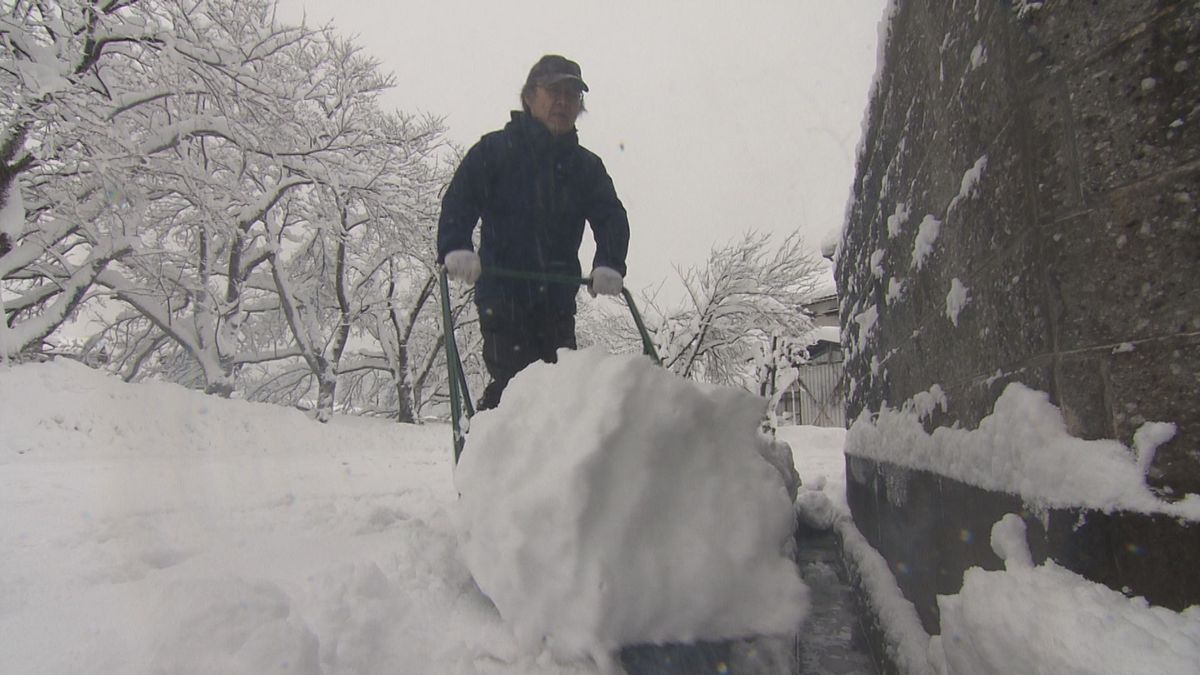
[438,265,661,463]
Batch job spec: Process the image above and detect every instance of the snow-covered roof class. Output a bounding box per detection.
[804,325,842,346]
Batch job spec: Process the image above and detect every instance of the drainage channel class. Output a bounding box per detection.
[620,523,879,675]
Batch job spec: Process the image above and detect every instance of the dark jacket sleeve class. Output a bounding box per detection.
[436,141,489,263]
[586,157,630,277]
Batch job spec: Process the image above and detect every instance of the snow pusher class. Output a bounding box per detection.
[437,265,813,675]
[438,265,660,463]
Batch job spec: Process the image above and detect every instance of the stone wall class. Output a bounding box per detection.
[836,0,1198,636]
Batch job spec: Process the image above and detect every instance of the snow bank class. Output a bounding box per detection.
[808,392,1200,675]
[454,347,808,663]
[931,515,1200,675]
[1,360,557,675]
[846,382,1200,519]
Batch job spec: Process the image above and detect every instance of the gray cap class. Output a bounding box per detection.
[525,54,589,92]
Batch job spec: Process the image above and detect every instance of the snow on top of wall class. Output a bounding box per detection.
[845,383,1200,519]
[887,201,911,238]
[939,32,953,83]
[905,156,985,271]
[970,42,988,70]
[853,304,879,341]
[870,249,886,278]
[870,355,884,378]
[886,276,905,305]
[910,215,942,269]
[945,278,970,326]
[1013,0,1046,20]
[947,155,988,217]
[1134,422,1178,475]
[990,513,1034,570]
[908,384,948,422]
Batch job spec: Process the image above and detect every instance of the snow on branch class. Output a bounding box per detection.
[134,116,240,155]
[632,230,824,390]
[3,239,132,359]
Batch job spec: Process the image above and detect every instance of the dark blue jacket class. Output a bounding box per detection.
[437,111,629,314]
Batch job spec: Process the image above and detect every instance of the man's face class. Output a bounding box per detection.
[526,81,584,136]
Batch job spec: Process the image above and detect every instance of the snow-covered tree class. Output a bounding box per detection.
[3,0,463,423]
[0,0,180,360]
[69,3,446,416]
[87,1,360,395]
[331,171,483,424]
[633,231,824,391]
[340,265,483,422]
[264,86,451,421]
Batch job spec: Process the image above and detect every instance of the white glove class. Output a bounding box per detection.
[589,266,623,297]
[444,249,481,284]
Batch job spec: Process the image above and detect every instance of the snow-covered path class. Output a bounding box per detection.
[1,359,847,674]
[7,358,1197,674]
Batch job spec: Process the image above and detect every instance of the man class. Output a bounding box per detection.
[437,55,631,411]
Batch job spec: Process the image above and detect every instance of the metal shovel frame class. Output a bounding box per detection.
[438,265,661,463]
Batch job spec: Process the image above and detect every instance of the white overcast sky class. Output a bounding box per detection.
[274,0,886,299]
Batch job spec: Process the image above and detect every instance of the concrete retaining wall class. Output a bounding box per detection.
[836,0,1199,636]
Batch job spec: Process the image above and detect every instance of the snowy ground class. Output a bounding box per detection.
[4,358,1197,675]
[0,357,836,674]
[2,360,476,674]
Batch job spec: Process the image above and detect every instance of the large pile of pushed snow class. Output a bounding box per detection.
[454,347,809,664]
